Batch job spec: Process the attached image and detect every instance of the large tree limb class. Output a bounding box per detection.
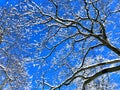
[50,58,120,90]
[83,65,120,90]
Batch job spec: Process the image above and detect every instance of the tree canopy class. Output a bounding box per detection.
[0,0,120,90]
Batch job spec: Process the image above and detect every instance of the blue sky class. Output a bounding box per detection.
[0,0,19,6]
[0,0,120,90]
